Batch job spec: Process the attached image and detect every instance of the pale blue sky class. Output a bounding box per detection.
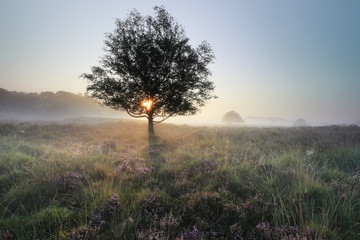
[1,0,359,124]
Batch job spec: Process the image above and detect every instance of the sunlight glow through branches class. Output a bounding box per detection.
[142,99,153,111]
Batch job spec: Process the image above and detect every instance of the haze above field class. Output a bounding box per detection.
[0,88,125,121]
[1,1,359,125]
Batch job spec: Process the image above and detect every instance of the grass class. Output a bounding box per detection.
[0,120,359,239]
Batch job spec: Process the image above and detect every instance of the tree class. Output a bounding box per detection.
[82,6,215,138]
[222,111,244,123]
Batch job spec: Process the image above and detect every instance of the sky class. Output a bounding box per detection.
[1,0,360,125]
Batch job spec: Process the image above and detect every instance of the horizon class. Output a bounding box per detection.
[1,1,360,125]
[1,87,358,126]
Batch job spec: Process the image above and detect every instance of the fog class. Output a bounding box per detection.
[1,88,359,127]
[160,114,359,127]
[0,88,124,122]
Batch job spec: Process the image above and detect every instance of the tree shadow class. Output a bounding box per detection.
[148,134,159,146]
[147,135,165,170]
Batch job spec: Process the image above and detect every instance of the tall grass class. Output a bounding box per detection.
[0,121,359,239]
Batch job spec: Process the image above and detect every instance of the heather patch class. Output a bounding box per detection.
[52,172,89,193]
[63,225,100,240]
[90,194,121,231]
[256,221,320,240]
[0,230,14,240]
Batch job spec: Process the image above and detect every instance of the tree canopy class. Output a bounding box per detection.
[82,6,215,136]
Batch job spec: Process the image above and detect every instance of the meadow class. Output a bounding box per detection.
[0,120,359,239]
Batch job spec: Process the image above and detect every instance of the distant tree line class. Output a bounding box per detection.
[0,88,123,121]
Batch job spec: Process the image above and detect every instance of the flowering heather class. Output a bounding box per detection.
[115,160,151,178]
[256,221,320,240]
[135,194,172,238]
[89,211,105,230]
[90,194,121,231]
[201,158,215,172]
[239,191,265,213]
[52,172,88,193]
[182,190,243,237]
[65,225,99,240]
[101,140,116,153]
[177,226,205,240]
[148,146,162,157]
[140,194,165,220]
[103,193,121,216]
[160,212,181,228]
[1,123,360,239]
[0,230,14,240]
[256,221,272,238]
[136,212,182,239]
[229,223,245,239]
[136,228,166,240]
[115,161,131,175]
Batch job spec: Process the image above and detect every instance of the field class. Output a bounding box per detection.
[0,120,360,239]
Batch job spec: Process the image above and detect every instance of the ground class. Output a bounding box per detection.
[0,120,360,239]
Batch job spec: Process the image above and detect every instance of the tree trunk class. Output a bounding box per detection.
[148,117,155,138]
[147,111,158,145]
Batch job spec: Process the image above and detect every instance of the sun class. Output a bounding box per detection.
[142,99,153,111]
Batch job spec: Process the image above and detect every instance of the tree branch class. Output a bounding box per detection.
[153,114,172,124]
[126,108,148,118]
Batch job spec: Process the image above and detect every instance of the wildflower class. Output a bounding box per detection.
[306,149,315,156]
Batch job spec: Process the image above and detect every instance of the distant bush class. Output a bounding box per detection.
[222,111,244,123]
[293,118,308,126]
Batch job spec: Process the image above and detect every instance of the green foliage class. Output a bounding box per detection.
[1,121,360,239]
